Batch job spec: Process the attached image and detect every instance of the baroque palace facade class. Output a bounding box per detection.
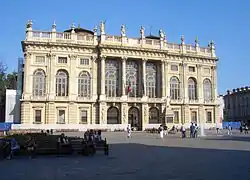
[20,20,219,130]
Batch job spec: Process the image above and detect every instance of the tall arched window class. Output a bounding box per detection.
[105,60,119,97]
[170,76,180,100]
[203,78,212,102]
[33,69,46,96]
[107,107,119,124]
[188,77,197,100]
[78,71,91,97]
[146,62,157,98]
[56,70,68,96]
[126,61,138,97]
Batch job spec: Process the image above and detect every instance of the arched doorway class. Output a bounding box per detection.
[149,107,159,124]
[107,107,119,124]
[128,107,141,130]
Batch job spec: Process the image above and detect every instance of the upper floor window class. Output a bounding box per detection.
[171,65,178,71]
[56,70,68,96]
[78,71,91,98]
[35,56,45,64]
[58,57,67,64]
[32,69,46,96]
[80,58,89,65]
[188,77,197,100]
[189,66,195,72]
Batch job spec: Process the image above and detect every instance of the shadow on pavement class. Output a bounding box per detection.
[205,135,250,142]
[0,142,250,180]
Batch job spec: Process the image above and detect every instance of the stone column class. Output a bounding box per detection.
[22,52,32,100]
[47,53,56,101]
[142,58,147,97]
[100,56,106,100]
[121,57,127,97]
[183,63,188,104]
[69,54,77,101]
[161,60,165,97]
[214,105,220,124]
[142,103,149,130]
[121,103,128,125]
[197,64,203,103]
[198,105,205,124]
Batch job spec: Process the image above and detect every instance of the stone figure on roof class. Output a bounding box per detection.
[100,21,105,35]
[159,29,164,39]
[121,24,126,36]
[140,26,145,38]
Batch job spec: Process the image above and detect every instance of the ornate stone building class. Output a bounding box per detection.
[224,87,250,123]
[19,20,219,130]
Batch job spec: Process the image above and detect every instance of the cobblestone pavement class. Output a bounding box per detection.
[1,131,250,180]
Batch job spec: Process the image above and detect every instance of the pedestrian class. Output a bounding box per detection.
[245,125,248,134]
[190,123,194,138]
[181,125,186,138]
[194,124,198,138]
[159,125,164,139]
[227,124,232,136]
[127,124,131,138]
[216,123,220,134]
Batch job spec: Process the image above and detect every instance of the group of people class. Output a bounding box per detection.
[0,135,37,160]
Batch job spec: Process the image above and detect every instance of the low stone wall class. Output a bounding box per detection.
[11,124,128,132]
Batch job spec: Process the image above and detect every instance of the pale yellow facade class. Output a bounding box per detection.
[20,21,219,130]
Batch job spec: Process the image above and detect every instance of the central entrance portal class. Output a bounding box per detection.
[128,107,142,131]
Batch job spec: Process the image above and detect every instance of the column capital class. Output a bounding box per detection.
[68,54,77,60]
[211,66,217,70]
[121,56,127,61]
[46,52,56,58]
[142,58,148,61]
[196,64,202,68]
[91,55,98,61]
[24,52,32,58]
[100,55,106,60]
[183,63,188,67]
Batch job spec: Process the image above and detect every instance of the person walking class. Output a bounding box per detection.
[127,124,131,138]
[159,125,164,139]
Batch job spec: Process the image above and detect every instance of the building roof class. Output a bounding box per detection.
[64,28,94,35]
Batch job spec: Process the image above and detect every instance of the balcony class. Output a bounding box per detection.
[148,98,162,103]
[189,99,199,104]
[170,99,183,104]
[106,97,122,102]
[77,96,95,102]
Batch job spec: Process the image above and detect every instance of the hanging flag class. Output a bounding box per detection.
[127,80,132,94]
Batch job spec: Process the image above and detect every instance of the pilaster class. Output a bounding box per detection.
[142,103,149,130]
[212,66,218,102]
[121,57,127,97]
[183,105,190,124]
[99,56,106,101]
[69,54,77,101]
[161,60,166,97]
[21,102,31,124]
[197,64,203,103]
[91,56,98,100]
[142,58,147,97]
[46,102,56,124]
[68,102,77,123]
[121,103,128,124]
[22,52,32,100]
[99,102,107,124]
[198,105,205,124]
[214,105,220,124]
[47,53,56,101]
[164,62,169,97]
[183,63,189,103]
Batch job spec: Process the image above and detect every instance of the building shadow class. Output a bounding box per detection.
[205,135,250,142]
[0,142,250,180]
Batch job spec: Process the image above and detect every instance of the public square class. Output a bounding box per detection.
[1,131,250,180]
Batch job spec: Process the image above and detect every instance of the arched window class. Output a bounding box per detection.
[188,77,197,100]
[149,107,159,124]
[56,70,68,96]
[203,78,212,102]
[105,60,119,97]
[33,69,46,96]
[107,107,119,124]
[170,76,180,100]
[146,63,157,98]
[126,61,138,97]
[78,71,91,97]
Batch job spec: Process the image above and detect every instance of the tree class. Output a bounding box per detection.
[5,72,17,90]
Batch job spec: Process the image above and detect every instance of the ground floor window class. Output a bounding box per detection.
[173,111,179,124]
[80,109,87,124]
[206,111,212,123]
[107,107,119,124]
[58,109,65,124]
[191,111,197,123]
[34,109,41,123]
[166,117,173,123]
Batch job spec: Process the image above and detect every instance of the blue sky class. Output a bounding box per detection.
[0,0,249,94]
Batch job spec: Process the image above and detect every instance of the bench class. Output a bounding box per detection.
[95,138,109,156]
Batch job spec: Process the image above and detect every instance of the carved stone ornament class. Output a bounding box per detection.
[144,106,148,117]
[69,54,77,60]
[24,52,32,58]
[123,106,126,123]
[46,53,56,58]
[101,107,105,123]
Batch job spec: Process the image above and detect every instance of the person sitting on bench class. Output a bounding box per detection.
[6,138,20,159]
[25,135,37,158]
[57,133,72,154]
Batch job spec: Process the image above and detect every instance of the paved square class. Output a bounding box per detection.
[1,131,250,180]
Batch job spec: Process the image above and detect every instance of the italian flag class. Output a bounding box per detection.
[127,80,132,94]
